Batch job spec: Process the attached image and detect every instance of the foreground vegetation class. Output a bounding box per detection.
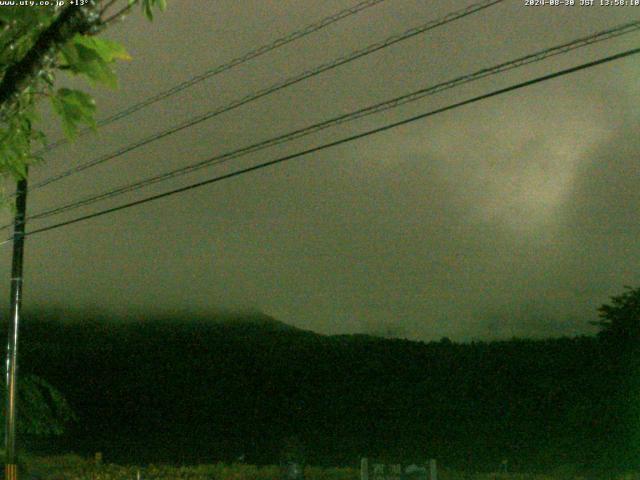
[18,455,640,480]
[14,308,638,471]
[24,456,353,480]
[3,287,638,471]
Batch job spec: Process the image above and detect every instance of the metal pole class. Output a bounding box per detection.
[4,174,28,480]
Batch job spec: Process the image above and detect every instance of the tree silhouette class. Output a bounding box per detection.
[592,285,640,345]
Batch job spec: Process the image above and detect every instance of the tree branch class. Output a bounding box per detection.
[99,0,122,17]
[99,1,136,31]
[0,1,101,116]
[100,0,126,17]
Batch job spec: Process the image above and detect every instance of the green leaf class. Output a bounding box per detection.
[11,160,27,179]
[68,46,117,87]
[143,0,154,20]
[73,36,131,62]
[142,0,167,20]
[50,88,97,139]
[59,42,81,67]
[59,35,127,88]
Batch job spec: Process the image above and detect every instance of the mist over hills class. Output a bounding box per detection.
[9,309,637,473]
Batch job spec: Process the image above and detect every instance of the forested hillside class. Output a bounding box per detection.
[9,308,639,474]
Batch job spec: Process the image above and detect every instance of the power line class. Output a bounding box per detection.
[30,0,504,191]
[39,0,389,153]
[19,21,640,226]
[6,46,637,246]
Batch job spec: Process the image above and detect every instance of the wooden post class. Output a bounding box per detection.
[428,459,437,480]
[361,458,369,480]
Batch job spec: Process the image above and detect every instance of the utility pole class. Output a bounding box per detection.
[4,173,28,480]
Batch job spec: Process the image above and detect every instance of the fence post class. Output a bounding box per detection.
[361,458,369,480]
[428,459,437,480]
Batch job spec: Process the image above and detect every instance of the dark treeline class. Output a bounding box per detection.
[7,306,640,473]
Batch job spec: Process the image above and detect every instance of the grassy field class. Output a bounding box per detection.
[22,456,358,480]
[16,455,640,480]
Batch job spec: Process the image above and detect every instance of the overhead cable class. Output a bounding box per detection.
[31,0,504,190]
[40,0,389,153]
[5,46,637,245]
[20,21,640,226]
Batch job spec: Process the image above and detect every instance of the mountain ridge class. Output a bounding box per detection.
[5,308,631,473]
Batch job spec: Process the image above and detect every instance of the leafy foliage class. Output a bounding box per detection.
[0,374,76,436]
[59,34,133,89]
[592,285,640,344]
[0,88,43,180]
[50,87,96,139]
[24,458,355,480]
[0,5,57,180]
[141,0,167,20]
[0,0,166,186]
[16,458,640,480]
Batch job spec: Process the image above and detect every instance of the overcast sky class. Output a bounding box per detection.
[0,0,638,341]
